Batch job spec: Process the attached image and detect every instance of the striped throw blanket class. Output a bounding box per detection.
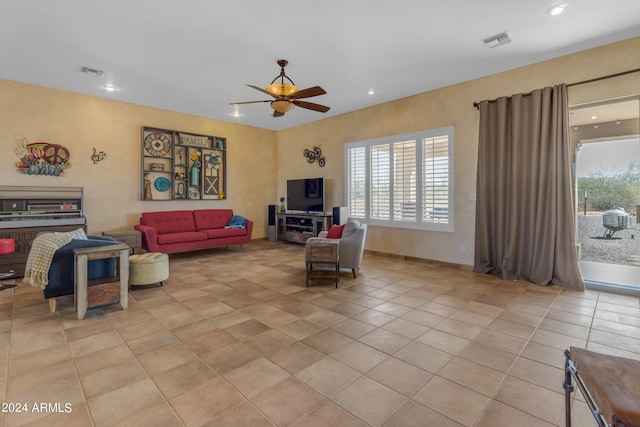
[23,233,73,289]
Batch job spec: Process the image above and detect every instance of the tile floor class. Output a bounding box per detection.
[1,240,639,426]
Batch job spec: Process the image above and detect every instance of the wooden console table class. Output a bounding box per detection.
[276,212,332,244]
[102,230,142,253]
[74,243,129,319]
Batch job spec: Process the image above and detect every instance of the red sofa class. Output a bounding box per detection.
[135,209,253,253]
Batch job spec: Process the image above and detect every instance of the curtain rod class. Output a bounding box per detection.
[566,67,640,88]
[473,67,640,109]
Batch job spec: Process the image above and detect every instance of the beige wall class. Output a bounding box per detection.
[1,37,638,265]
[277,36,640,266]
[0,80,277,237]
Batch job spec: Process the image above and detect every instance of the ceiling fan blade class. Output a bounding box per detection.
[293,100,330,113]
[246,84,277,98]
[288,86,326,100]
[230,100,271,105]
[273,110,285,118]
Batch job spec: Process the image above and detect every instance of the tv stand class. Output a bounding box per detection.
[276,212,332,244]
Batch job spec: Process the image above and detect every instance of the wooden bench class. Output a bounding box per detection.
[564,347,640,427]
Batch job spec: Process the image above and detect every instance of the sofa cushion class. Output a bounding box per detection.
[65,228,88,240]
[194,209,234,230]
[141,211,196,234]
[201,228,247,239]
[157,231,208,245]
[342,219,361,238]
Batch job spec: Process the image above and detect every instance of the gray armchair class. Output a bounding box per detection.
[317,220,367,278]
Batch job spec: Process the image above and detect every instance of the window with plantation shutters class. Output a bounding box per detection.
[345,127,453,232]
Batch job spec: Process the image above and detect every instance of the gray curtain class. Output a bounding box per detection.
[474,85,584,290]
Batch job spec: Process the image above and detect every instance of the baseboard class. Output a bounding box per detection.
[253,241,474,271]
[363,250,473,271]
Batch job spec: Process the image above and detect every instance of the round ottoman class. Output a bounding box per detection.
[129,252,169,287]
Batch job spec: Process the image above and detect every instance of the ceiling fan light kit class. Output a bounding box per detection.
[271,100,295,113]
[231,59,330,118]
[266,60,298,97]
[266,83,298,97]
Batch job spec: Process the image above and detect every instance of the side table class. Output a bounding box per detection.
[305,238,340,288]
[74,243,130,319]
[102,230,142,254]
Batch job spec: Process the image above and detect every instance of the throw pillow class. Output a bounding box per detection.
[342,219,361,238]
[326,224,345,239]
[66,228,88,240]
[225,215,247,229]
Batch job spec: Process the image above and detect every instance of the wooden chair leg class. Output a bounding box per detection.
[49,298,56,313]
[352,268,357,279]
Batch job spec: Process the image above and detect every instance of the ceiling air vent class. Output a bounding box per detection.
[483,32,511,48]
[80,66,104,77]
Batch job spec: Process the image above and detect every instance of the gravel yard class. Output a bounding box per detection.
[578,212,640,266]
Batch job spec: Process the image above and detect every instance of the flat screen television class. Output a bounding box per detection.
[287,178,325,213]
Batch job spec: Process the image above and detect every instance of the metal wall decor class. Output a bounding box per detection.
[303,145,325,167]
[91,147,107,164]
[14,138,71,176]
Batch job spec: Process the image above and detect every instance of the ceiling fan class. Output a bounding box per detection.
[231,59,330,118]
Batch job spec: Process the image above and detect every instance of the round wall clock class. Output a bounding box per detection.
[144,133,171,157]
[154,176,170,192]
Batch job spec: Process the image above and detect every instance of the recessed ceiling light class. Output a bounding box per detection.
[591,115,597,120]
[368,89,375,95]
[103,84,116,91]
[546,3,568,16]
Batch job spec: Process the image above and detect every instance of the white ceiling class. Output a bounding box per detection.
[570,99,639,126]
[1,1,639,131]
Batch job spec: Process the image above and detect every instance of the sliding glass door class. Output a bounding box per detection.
[571,97,640,294]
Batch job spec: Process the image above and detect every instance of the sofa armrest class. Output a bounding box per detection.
[135,224,159,252]
[245,220,254,239]
[318,231,329,238]
[338,225,367,269]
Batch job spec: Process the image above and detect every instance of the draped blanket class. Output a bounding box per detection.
[23,233,72,288]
